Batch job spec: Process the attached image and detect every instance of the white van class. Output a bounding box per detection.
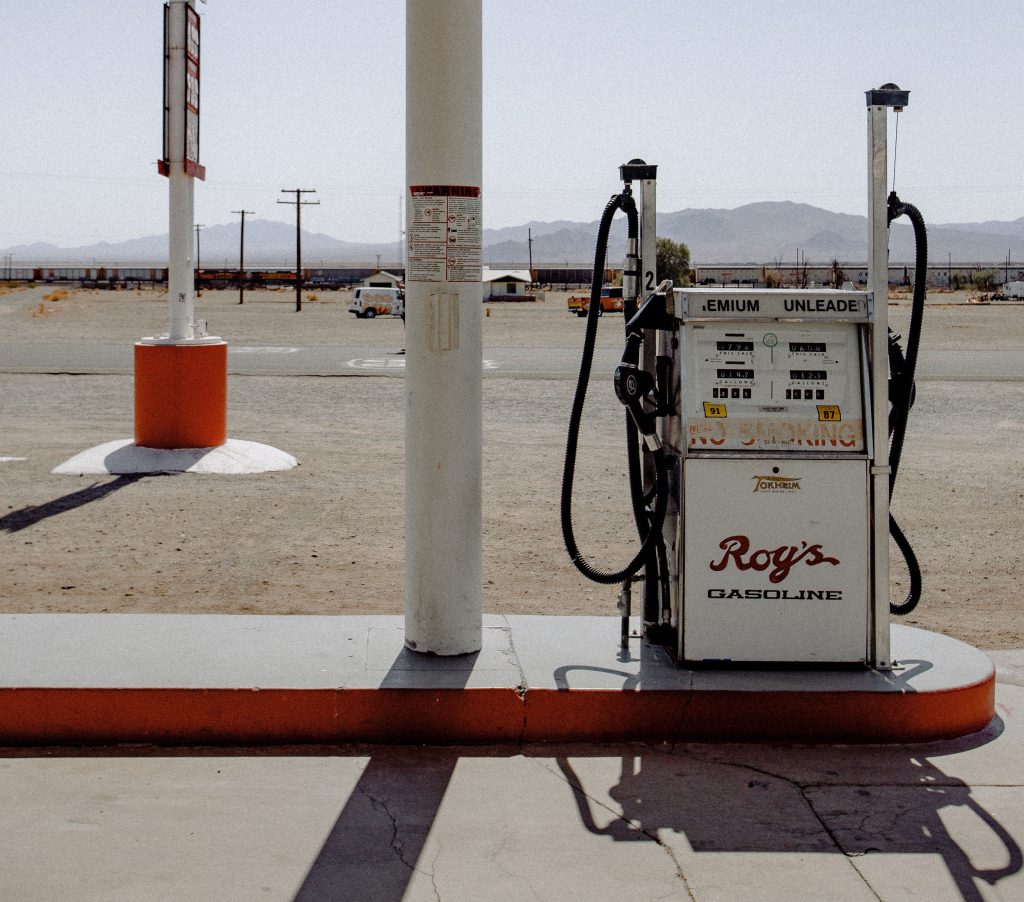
[349,287,405,319]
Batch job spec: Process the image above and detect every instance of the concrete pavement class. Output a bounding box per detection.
[0,616,1019,900]
[1,673,1022,901]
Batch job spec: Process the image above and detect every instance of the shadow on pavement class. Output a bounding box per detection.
[0,475,145,533]
[292,750,458,902]
[294,648,478,901]
[555,731,1021,902]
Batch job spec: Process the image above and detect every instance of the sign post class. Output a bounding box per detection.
[137,0,226,450]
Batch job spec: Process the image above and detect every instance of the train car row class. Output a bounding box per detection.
[2,266,393,289]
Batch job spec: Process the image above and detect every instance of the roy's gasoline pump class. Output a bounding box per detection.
[562,85,928,669]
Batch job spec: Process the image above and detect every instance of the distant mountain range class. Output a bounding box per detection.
[5,202,1023,267]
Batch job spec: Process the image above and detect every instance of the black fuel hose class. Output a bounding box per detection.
[561,193,670,584]
[886,191,926,615]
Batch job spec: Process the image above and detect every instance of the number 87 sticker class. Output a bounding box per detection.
[817,405,841,422]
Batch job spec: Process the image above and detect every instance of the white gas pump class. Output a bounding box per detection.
[562,85,926,668]
[665,287,875,663]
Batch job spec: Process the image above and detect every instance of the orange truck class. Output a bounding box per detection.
[567,285,625,316]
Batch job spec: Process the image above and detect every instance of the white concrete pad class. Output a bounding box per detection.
[51,438,298,475]
[0,614,990,696]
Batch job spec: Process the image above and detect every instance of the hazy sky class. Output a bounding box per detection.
[2,1,1022,248]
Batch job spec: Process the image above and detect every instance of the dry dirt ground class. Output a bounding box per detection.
[1,284,1021,650]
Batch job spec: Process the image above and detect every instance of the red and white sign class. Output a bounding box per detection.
[159,2,205,180]
[183,5,203,179]
[408,185,481,283]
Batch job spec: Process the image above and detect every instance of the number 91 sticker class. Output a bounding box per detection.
[703,402,727,418]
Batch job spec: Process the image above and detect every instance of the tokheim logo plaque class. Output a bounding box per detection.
[752,474,801,493]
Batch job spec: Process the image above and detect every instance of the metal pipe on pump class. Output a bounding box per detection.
[866,85,908,668]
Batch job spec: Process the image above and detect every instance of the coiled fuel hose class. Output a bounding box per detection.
[886,190,926,615]
[561,192,670,585]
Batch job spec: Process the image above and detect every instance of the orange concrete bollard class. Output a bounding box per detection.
[134,341,227,449]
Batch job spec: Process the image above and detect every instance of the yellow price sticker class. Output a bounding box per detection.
[817,405,841,422]
[703,402,727,418]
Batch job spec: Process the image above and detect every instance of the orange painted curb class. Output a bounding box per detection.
[0,675,994,746]
[522,677,996,743]
[134,342,227,449]
[0,688,526,746]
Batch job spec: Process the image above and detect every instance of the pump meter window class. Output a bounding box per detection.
[679,293,868,453]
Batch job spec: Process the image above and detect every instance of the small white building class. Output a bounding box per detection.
[360,270,404,289]
[482,267,533,300]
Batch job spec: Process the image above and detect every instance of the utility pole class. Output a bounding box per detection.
[527,228,533,283]
[194,223,205,289]
[232,209,254,304]
[277,188,318,311]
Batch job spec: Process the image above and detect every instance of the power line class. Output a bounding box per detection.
[277,189,319,311]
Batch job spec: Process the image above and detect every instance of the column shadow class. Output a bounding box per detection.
[292,748,459,902]
[294,647,480,901]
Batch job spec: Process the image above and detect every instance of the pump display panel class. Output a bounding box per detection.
[679,302,868,453]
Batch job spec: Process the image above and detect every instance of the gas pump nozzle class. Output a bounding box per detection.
[614,279,675,448]
[614,356,659,447]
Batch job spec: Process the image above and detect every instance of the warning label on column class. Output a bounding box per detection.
[408,185,481,283]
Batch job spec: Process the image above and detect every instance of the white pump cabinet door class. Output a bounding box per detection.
[681,457,869,663]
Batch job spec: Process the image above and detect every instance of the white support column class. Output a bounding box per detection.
[404,0,483,655]
[867,102,891,668]
[166,0,194,341]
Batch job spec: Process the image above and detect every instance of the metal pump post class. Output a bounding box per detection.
[866,83,909,669]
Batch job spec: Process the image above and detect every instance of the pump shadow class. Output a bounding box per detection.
[553,721,1021,901]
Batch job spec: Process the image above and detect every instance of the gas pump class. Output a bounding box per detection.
[561,85,927,668]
